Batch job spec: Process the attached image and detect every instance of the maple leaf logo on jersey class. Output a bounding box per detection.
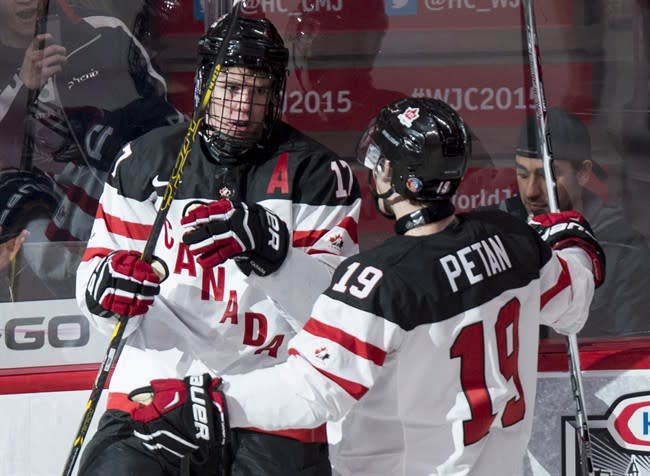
[314,346,330,361]
[219,187,233,198]
[328,233,344,250]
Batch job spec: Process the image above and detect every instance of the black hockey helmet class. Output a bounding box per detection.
[196,13,289,159]
[357,98,471,202]
[0,168,60,243]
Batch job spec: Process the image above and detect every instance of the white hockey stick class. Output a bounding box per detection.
[521,1,595,475]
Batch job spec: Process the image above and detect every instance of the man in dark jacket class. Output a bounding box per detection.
[499,107,650,337]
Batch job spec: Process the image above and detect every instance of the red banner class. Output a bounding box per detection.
[169,63,592,131]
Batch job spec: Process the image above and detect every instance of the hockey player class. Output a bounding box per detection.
[121,98,604,476]
[75,13,360,476]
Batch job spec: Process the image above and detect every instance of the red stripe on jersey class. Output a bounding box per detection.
[306,249,337,256]
[293,229,327,247]
[288,348,369,400]
[338,216,358,243]
[65,183,100,217]
[293,216,359,248]
[82,246,113,262]
[540,257,571,310]
[97,204,152,240]
[303,318,387,366]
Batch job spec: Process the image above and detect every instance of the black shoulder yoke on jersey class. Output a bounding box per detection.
[109,121,360,207]
[247,121,360,207]
[324,209,553,331]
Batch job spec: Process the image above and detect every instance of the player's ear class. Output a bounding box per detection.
[577,160,592,187]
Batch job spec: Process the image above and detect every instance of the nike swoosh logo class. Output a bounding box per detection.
[164,391,180,410]
[152,175,178,188]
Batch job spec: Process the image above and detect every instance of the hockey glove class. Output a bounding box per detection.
[85,250,167,318]
[181,199,289,276]
[528,211,606,288]
[129,374,230,474]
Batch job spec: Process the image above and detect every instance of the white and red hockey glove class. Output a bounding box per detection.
[528,211,606,288]
[85,250,167,317]
[129,374,230,474]
[181,198,289,276]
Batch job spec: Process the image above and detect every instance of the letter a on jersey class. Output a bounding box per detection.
[266,152,289,194]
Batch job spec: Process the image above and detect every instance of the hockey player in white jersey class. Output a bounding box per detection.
[74,13,360,476]
[122,98,604,476]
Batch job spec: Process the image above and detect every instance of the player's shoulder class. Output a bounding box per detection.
[464,207,533,235]
[256,121,359,205]
[108,123,186,195]
[325,235,446,329]
[330,236,420,297]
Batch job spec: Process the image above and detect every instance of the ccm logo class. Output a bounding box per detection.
[606,392,650,453]
[2,315,90,350]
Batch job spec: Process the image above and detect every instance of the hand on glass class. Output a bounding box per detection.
[0,228,28,271]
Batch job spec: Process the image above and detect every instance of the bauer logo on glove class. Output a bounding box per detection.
[129,373,230,473]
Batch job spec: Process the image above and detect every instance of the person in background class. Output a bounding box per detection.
[117,97,602,476]
[0,0,181,298]
[498,107,650,337]
[75,12,360,476]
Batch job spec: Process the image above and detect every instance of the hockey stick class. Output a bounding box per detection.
[60,3,243,475]
[521,1,595,475]
[19,0,50,172]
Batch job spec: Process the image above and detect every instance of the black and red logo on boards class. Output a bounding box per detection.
[563,392,650,475]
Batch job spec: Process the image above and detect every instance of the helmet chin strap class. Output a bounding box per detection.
[394,200,455,235]
[370,189,397,219]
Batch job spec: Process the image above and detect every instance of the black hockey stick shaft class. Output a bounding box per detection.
[20,0,51,171]
[521,1,595,475]
[60,3,243,476]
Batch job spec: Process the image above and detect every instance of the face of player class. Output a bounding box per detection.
[0,0,41,48]
[206,66,273,145]
[515,155,587,215]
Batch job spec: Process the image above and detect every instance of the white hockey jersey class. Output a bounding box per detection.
[223,209,595,475]
[76,122,361,441]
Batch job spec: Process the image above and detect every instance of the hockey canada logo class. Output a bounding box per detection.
[314,346,330,361]
[328,233,344,250]
[398,107,420,127]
